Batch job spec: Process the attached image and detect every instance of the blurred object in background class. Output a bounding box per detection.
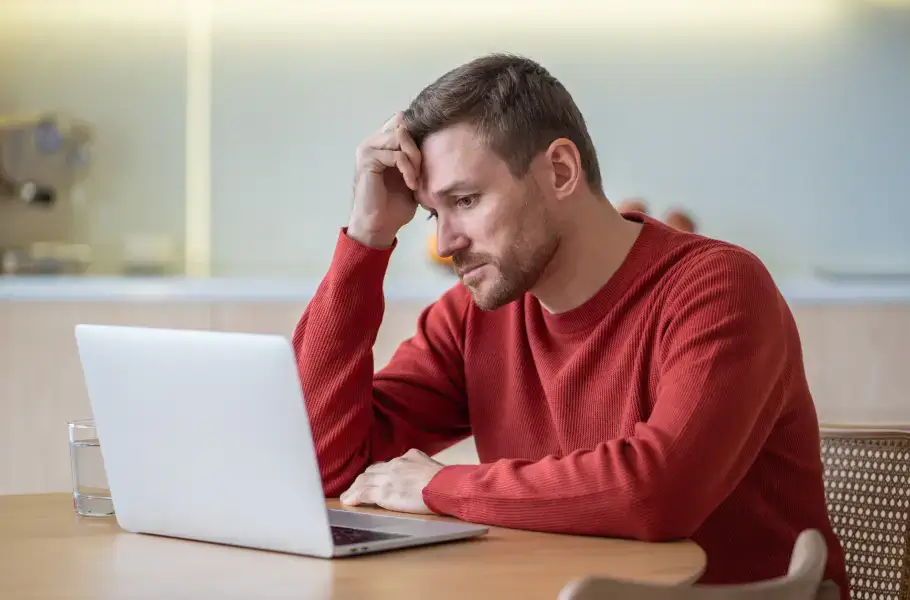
[121,233,181,276]
[427,233,454,270]
[617,197,697,233]
[617,197,650,215]
[0,113,92,207]
[663,207,697,233]
[0,113,94,274]
[1,242,92,275]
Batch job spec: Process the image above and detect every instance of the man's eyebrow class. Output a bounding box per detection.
[433,179,476,198]
[417,179,478,210]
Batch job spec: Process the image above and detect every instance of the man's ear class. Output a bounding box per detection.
[544,138,582,200]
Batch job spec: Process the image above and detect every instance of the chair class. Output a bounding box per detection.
[558,529,838,600]
[820,426,910,600]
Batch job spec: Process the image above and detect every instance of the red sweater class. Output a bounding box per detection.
[292,214,848,595]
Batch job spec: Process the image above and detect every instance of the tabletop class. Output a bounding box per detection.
[0,493,706,599]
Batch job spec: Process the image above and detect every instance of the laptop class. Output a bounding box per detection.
[73,324,488,557]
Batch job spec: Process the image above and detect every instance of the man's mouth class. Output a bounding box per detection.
[457,264,486,279]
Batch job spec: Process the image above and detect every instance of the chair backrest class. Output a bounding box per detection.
[559,529,833,600]
[820,426,910,600]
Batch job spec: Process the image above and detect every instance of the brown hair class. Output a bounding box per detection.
[403,53,603,195]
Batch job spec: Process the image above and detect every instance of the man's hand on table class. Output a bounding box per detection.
[339,449,445,515]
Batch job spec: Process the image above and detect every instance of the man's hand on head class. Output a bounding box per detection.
[339,449,445,515]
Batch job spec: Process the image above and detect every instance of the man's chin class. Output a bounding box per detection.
[471,297,502,311]
[467,282,520,312]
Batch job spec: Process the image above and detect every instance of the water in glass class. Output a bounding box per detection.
[68,420,114,517]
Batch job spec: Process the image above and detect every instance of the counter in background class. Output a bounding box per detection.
[3,274,910,303]
[1,274,909,496]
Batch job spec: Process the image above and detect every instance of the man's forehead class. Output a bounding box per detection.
[419,123,494,200]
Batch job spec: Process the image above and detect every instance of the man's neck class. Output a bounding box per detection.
[532,202,643,315]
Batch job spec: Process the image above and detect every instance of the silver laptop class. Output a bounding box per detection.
[74,324,488,557]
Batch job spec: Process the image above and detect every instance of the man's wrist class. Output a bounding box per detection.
[421,464,479,518]
[345,221,398,249]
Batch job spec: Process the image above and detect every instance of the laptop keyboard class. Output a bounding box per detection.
[331,525,409,546]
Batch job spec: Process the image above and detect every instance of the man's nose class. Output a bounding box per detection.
[436,220,469,259]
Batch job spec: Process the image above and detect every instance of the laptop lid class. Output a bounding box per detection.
[74,324,335,557]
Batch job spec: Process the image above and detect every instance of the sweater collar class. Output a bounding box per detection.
[534,212,671,335]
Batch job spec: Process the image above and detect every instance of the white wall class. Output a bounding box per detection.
[209,1,910,280]
[2,1,909,280]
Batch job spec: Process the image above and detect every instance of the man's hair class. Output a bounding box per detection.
[403,53,603,195]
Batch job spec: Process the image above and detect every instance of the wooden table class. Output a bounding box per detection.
[0,494,706,599]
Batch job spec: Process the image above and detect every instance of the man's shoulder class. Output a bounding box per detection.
[663,233,777,293]
[660,236,787,326]
[677,238,769,275]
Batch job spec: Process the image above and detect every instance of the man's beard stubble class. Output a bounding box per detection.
[454,196,561,311]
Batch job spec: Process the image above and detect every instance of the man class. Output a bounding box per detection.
[292,54,848,594]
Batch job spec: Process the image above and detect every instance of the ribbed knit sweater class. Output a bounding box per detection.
[292,214,848,595]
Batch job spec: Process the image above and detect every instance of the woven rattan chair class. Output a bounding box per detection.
[820,426,910,600]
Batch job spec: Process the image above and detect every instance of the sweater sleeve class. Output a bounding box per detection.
[422,248,792,541]
[292,229,472,497]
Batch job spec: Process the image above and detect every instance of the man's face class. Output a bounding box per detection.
[417,122,560,311]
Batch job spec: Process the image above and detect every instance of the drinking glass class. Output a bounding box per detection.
[68,419,114,517]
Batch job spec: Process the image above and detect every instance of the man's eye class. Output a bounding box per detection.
[426,211,437,221]
[456,195,477,209]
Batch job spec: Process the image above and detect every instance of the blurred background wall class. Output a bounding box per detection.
[1,0,908,282]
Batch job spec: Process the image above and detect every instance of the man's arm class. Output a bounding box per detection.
[292,229,471,497]
[417,248,792,540]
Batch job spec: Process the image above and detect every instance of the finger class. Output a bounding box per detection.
[341,484,380,507]
[360,148,411,179]
[355,144,418,191]
[364,128,401,151]
[381,111,403,132]
[339,470,371,501]
[340,471,371,505]
[395,152,419,191]
[396,126,421,179]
